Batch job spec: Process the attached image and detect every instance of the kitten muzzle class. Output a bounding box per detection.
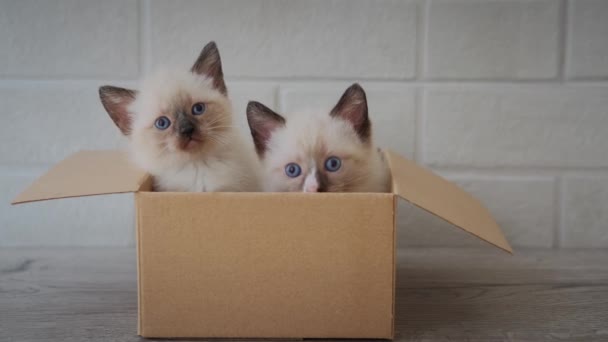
[176,115,202,150]
[303,170,328,193]
[177,135,202,150]
[315,169,329,192]
[178,120,196,138]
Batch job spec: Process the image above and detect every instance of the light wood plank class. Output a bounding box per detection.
[1,247,607,341]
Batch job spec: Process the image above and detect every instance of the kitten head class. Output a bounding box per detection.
[247,83,389,193]
[99,41,233,173]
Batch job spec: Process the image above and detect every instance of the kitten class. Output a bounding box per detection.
[98,42,260,192]
[247,83,390,193]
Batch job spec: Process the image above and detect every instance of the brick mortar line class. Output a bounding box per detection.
[554,177,564,248]
[138,0,151,76]
[557,0,568,82]
[416,0,429,81]
[272,85,282,111]
[1,79,608,86]
[434,168,608,179]
[414,88,426,163]
[2,161,608,179]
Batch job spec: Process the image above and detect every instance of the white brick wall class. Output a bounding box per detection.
[0,0,139,78]
[424,86,608,168]
[567,0,608,79]
[149,0,419,79]
[1,0,606,248]
[426,0,560,80]
[280,83,418,158]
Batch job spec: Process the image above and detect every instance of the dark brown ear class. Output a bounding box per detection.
[330,83,371,142]
[246,101,286,157]
[191,41,227,95]
[98,86,137,136]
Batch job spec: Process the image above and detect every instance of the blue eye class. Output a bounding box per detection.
[324,156,341,172]
[192,102,206,115]
[154,116,171,130]
[285,163,302,178]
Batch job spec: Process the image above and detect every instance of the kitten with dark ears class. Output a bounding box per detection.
[99,42,260,192]
[247,83,390,193]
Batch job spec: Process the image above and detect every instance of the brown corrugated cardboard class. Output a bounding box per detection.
[12,150,150,204]
[385,150,512,253]
[136,192,395,338]
[12,149,512,339]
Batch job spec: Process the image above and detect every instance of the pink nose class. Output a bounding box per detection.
[304,184,318,192]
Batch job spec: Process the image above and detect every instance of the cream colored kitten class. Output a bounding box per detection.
[247,83,390,193]
[99,42,260,192]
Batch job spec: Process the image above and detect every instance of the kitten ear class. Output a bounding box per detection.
[330,83,371,142]
[246,101,286,157]
[191,41,228,95]
[99,86,137,136]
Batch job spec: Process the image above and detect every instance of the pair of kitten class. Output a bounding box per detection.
[99,42,390,193]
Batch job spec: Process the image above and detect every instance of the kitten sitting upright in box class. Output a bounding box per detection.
[247,83,390,193]
[99,42,260,192]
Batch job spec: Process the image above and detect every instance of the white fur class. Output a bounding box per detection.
[128,68,261,192]
[302,166,319,192]
[261,109,390,193]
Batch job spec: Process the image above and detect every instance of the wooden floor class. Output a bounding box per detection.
[1,247,607,342]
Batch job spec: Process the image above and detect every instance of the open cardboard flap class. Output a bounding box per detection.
[385,150,512,253]
[12,150,150,204]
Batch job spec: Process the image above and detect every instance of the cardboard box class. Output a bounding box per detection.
[12,150,511,339]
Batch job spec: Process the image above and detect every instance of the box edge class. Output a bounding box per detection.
[135,192,144,336]
[391,195,397,340]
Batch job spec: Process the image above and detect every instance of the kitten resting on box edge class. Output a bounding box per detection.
[247,83,391,193]
[98,42,260,192]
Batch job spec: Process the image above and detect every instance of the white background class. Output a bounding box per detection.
[1,0,607,248]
